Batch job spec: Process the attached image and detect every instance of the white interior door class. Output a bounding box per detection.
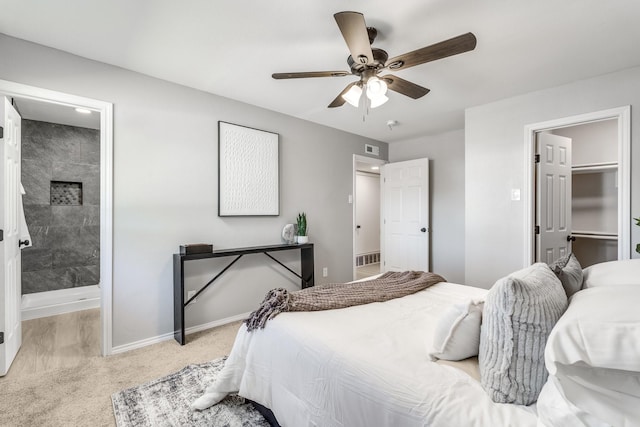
[536,132,572,264]
[0,96,22,376]
[381,158,429,272]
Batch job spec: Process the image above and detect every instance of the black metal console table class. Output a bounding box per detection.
[173,243,314,345]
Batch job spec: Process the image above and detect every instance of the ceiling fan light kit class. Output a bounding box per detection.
[341,76,388,108]
[369,93,388,109]
[272,11,477,112]
[343,84,363,107]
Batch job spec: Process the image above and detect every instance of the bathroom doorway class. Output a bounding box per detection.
[0,79,113,362]
[15,97,102,319]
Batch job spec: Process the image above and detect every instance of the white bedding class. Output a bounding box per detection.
[195,282,538,426]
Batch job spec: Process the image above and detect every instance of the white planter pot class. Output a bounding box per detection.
[297,236,309,244]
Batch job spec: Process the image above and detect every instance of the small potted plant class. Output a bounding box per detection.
[296,212,308,244]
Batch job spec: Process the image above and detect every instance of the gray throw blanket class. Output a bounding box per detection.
[245,271,446,331]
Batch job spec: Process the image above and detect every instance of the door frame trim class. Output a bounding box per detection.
[352,154,386,280]
[0,79,114,356]
[523,106,631,265]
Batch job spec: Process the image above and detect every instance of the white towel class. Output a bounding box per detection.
[18,183,32,248]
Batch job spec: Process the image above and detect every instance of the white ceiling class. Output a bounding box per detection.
[2,0,640,143]
[14,97,100,129]
[356,161,381,174]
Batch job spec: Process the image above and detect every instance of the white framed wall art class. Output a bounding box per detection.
[218,121,279,216]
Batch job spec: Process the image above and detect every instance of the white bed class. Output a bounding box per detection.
[195,281,538,426]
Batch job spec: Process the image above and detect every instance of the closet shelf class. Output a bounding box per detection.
[571,230,618,240]
[572,162,618,174]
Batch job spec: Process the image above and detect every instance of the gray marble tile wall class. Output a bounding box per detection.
[21,119,100,294]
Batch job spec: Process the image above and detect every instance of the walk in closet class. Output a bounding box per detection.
[553,119,618,267]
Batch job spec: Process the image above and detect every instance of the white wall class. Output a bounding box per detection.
[466,66,640,288]
[389,129,465,284]
[552,119,617,165]
[0,34,388,348]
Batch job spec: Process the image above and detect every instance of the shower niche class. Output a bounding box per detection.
[50,181,83,206]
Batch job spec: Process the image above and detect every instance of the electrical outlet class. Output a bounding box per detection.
[322,267,328,277]
[187,290,197,303]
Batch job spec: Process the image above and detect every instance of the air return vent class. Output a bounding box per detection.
[364,144,380,156]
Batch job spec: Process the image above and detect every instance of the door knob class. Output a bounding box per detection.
[566,235,576,242]
[420,228,427,233]
[19,239,30,247]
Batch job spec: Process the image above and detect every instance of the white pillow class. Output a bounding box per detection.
[546,285,640,372]
[428,299,483,361]
[541,285,640,425]
[582,259,640,288]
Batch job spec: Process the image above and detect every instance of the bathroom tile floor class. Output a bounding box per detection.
[9,308,100,377]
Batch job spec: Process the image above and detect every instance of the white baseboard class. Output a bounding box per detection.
[184,311,250,335]
[110,331,175,355]
[110,311,251,355]
[21,285,101,321]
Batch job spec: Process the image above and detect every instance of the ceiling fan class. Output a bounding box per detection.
[272,11,477,109]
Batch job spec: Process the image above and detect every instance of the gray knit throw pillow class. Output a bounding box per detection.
[479,263,568,405]
[549,252,583,297]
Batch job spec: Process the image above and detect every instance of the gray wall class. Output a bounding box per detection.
[21,119,100,293]
[466,66,640,288]
[0,34,388,348]
[388,129,465,284]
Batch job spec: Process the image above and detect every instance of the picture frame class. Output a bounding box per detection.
[218,121,279,216]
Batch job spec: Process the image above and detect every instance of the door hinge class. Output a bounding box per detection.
[534,154,540,163]
[535,225,540,235]
[0,126,3,139]
[0,332,4,344]
[0,229,3,242]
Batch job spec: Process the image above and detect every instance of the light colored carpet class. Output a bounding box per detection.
[0,320,242,427]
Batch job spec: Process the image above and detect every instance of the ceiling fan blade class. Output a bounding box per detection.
[334,11,374,66]
[272,71,350,79]
[381,75,430,99]
[328,82,357,108]
[385,32,477,71]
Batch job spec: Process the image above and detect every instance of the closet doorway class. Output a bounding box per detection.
[524,106,631,267]
[352,155,385,280]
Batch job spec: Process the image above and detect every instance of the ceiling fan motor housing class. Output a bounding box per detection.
[348,47,388,76]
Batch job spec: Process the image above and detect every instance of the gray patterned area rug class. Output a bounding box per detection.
[111,357,270,427]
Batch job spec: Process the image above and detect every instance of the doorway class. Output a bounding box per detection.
[524,106,631,266]
[352,155,385,280]
[0,79,113,359]
[15,97,102,320]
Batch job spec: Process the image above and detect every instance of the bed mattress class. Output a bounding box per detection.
[200,282,538,426]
